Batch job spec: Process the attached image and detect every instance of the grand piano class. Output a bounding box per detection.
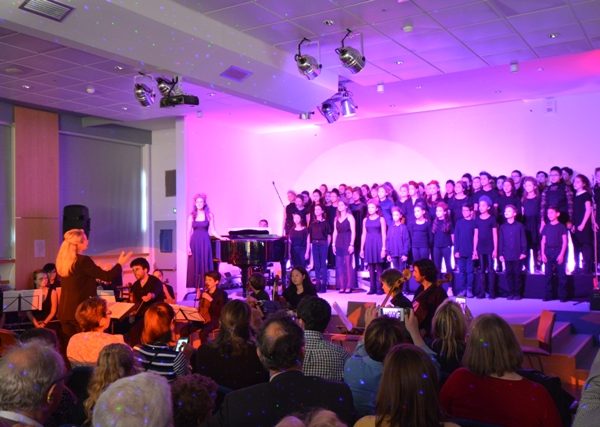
[211,229,288,293]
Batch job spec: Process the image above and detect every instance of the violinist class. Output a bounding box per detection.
[412,259,449,338]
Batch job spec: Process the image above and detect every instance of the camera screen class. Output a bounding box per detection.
[176,338,188,352]
[378,307,405,321]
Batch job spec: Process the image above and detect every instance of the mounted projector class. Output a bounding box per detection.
[160,94,199,108]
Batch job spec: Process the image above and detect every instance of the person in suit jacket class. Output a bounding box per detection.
[205,314,355,427]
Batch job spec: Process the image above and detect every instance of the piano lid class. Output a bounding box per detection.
[228,228,270,238]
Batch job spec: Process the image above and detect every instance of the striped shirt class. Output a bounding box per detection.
[133,343,188,381]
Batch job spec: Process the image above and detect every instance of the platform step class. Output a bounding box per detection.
[553,334,594,363]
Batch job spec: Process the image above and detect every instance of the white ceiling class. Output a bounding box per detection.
[0,0,599,127]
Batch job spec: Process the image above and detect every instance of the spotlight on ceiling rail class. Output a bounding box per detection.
[295,37,322,80]
[335,29,366,74]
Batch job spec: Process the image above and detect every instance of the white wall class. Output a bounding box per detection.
[181,91,600,235]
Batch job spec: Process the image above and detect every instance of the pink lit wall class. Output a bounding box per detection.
[183,91,600,234]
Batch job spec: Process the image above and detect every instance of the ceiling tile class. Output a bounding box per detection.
[37,88,96,101]
[87,60,138,75]
[413,0,476,10]
[572,0,600,22]
[94,75,138,91]
[582,19,600,38]
[592,36,600,48]
[344,0,422,24]
[291,9,365,36]
[47,48,108,65]
[207,3,283,31]
[534,39,591,57]
[482,49,537,66]
[0,33,63,53]
[395,30,464,53]
[245,21,315,45]
[59,66,116,82]
[0,63,43,78]
[0,44,35,62]
[431,2,501,28]
[520,24,588,47]
[488,0,567,17]
[0,79,54,91]
[374,13,441,35]
[364,40,414,61]
[467,34,530,56]
[28,73,86,87]
[508,6,576,33]
[348,72,400,86]
[451,19,514,42]
[434,55,488,73]
[255,0,338,19]
[416,45,480,62]
[14,55,79,72]
[0,27,16,38]
[173,0,251,14]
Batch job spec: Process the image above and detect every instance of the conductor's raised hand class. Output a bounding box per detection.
[118,251,133,267]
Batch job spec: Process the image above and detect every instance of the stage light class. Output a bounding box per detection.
[134,82,155,107]
[295,37,322,80]
[336,29,366,74]
[156,76,178,97]
[340,97,356,117]
[318,100,340,124]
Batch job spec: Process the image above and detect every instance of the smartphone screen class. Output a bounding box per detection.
[378,307,406,321]
[455,297,467,313]
[176,337,188,352]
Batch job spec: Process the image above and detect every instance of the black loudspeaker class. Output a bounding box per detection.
[62,205,91,238]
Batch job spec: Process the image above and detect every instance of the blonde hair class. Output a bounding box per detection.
[431,300,467,361]
[56,229,87,277]
[84,343,139,420]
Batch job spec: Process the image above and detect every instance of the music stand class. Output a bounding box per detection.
[171,304,205,323]
[2,289,43,313]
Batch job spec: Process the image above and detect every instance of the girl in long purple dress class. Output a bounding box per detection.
[187,193,223,289]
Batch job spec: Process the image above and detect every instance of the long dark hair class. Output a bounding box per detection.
[212,300,254,357]
[375,344,441,427]
[290,266,316,293]
[432,201,451,234]
[191,193,211,219]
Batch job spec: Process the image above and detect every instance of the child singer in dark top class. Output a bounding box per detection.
[432,202,454,277]
[498,205,527,300]
[541,206,569,301]
[361,200,387,295]
[473,195,498,299]
[454,204,476,298]
[386,207,410,271]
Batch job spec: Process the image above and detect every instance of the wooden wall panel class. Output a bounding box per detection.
[14,107,59,218]
[14,107,59,290]
[15,218,59,290]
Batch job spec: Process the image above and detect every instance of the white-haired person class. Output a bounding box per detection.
[0,341,66,427]
[56,229,131,342]
[92,372,172,427]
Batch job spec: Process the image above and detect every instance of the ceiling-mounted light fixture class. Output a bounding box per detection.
[299,111,314,120]
[318,100,340,124]
[133,73,199,108]
[339,83,357,117]
[295,37,322,80]
[133,73,155,107]
[336,29,366,74]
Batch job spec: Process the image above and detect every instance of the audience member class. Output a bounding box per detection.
[276,409,348,427]
[19,327,59,348]
[573,348,600,427]
[134,302,190,380]
[67,297,124,366]
[296,296,349,382]
[192,300,268,390]
[207,314,355,426]
[84,343,140,422]
[429,300,468,383]
[440,313,561,427]
[355,344,459,427]
[171,374,218,427]
[92,372,172,427]
[344,310,411,417]
[0,341,66,427]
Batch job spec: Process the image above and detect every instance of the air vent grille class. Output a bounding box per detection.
[19,0,74,22]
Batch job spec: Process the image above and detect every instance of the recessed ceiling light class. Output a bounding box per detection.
[85,85,95,94]
[3,66,24,74]
[394,59,404,65]
[21,84,31,89]
[121,106,128,111]
[548,32,559,39]
[208,92,216,97]
[537,66,544,72]
[402,23,414,33]
[323,19,334,26]
[114,65,125,71]
[376,83,384,93]
[415,85,422,90]
[494,89,502,94]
